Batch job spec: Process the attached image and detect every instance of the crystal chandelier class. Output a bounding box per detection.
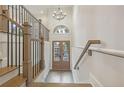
[52,8,67,21]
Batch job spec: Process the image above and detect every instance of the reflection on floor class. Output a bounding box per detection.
[45,70,73,83]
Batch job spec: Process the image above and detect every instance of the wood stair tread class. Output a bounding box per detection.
[0,74,27,87]
[0,66,17,77]
[32,82,92,87]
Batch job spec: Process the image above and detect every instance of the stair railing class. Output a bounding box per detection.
[74,40,101,69]
[0,5,50,86]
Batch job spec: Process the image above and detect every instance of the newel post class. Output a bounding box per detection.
[23,22,32,87]
[39,19,45,70]
[0,5,8,32]
[40,35,45,70]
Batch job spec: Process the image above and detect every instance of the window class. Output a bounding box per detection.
[53,25,69,34]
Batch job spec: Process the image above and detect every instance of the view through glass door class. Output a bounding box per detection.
[52,41,70,70]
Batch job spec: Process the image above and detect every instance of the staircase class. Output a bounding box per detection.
[1,74,26,87]
[0,67,27,87]
[32,82,92,87]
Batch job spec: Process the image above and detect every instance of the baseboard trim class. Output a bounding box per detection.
[72,69,79,83]
[44,69,50,82]
[34,68,50,82]
[89,72,104,87]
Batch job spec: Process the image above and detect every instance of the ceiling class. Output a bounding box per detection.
[25,5,73,18]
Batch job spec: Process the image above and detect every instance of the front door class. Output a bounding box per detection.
[52,41,70,70]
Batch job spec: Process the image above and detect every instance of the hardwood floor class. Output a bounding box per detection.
[33,70,92,87]
[45,70,73,83]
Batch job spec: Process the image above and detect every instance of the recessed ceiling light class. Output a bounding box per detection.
[40,10,44,14]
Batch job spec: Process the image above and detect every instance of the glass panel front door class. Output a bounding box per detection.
[62,42,69,62]
[52,41,70,70]
[53,42,61,62]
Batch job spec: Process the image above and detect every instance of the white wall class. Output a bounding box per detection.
[72,47,90,83]
[72,5,124,86]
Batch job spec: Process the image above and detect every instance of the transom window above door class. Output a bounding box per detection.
[53,25,70,34]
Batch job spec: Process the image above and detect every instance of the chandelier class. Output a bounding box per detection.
[52,8,67,21]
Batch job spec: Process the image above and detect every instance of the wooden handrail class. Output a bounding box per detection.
[74,40,101,69]
[21,6,49,31]
[72,46,124,58]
